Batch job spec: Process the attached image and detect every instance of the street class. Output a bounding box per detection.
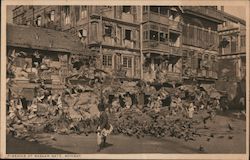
[7,114,246,154]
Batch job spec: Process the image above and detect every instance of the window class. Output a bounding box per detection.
[104,25,112,37]
[143,6,149,13]
[122,56,132,68]
[150,6,159,13]
[159,6,168,15]
[231,36,237,53]
[240,35,246,47]
[160,32,168,42]
[125,29,132,40]
[123,6,132,13]
[81,6,87,19]
[143,31,149,40]
[150,30,158,41]
[63,6,70,24]
[50,10,55,21]
[78,29,87,38]
[65,16,70,24]
[75,6,80,21]
[64,6,70,16]
[36,16,42,26]
[103,55,112,67]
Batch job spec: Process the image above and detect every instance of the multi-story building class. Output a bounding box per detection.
[181,6,224,84]
[215,6,246,104]
[12,6,232,85]
[217,7,246,82]
[141,6,224,84]
[13,6,142,80]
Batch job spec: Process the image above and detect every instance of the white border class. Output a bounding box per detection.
[1,0,249,159]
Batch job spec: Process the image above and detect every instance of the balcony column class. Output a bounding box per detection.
[237,34,241,52]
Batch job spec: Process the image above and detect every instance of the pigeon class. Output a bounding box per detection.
[228,123,233,131]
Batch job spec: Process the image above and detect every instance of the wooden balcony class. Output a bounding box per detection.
[143,12,182,32]
[182,7,224,23]
[143,41,182,56]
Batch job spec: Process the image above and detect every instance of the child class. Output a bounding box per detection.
[97,99,113,152]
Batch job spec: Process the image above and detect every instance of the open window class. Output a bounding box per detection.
[78,29,87,38]
[125,29,132,40]
[50,10,55,22]
[104,25,112,37]
[160,32,168,42]
[150,30,158,41]
[36,16,42,26]
[122,6,132,14]
[143,6,149,13]
[81,6,87,19]
[63,6,70,24]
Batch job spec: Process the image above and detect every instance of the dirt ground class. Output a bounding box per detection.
[6,114,246,154]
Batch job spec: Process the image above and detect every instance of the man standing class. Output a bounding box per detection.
[97,99,113,152]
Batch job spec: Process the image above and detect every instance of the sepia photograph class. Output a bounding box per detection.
[1,0,249,159]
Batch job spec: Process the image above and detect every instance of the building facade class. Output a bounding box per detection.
[12,6,238,85]
[215,7,246,104]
